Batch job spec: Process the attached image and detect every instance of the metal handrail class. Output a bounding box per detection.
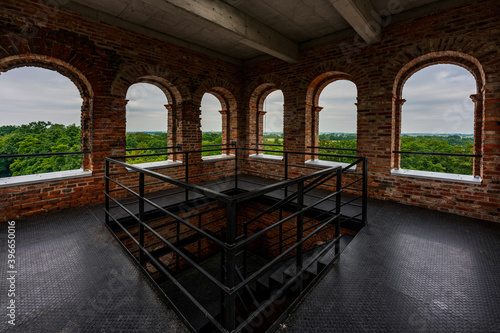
[125,144,181,152]
[104,145,366,332]
[393,150,482,158]
[308,145,358,152]
[105,157,232,203]
[0,151,91,158]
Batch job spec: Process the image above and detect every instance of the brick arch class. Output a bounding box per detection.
[111,63,187,105]
[306,71,354,106]
[247,82,285,149]
[112,64,190,153]
[393,52,485,97]
[193,78,238,109]
[302,60,366,106]
[392,51,486,175]
[303,70,358,156]
[0,54,93,99]
[194,80,239,150]
[0,54,94,169]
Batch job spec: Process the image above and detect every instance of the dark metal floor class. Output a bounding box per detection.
[1,197,499,332]
[279,199,500,333]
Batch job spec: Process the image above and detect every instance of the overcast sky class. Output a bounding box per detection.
[0,64,476,134]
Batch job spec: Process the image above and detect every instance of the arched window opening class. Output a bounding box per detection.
[126,83,169,164]
[201,93,223,156]
[317,80,357,162]
[399,64,476,175]
[262,90,284,156]
[0,67,83,177]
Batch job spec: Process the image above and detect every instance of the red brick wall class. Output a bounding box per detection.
[0,0,498,223]
[0,0,241,221]
[242,0,500,222]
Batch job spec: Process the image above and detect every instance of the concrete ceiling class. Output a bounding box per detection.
[61,0,472,64]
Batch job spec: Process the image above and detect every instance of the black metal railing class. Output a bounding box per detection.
[104,146,350,332]
[0,151,92,178]
[244,146,368,227]
[393,150,482,158]
[393,150,482,175]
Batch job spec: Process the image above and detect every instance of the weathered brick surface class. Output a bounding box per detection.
[0,0,498,223]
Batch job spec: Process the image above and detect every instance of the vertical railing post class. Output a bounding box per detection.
[176,220,180,272]
[105,159,110,225]
[362,157,368,225]
[284,152,289,198]
[279,211,283,255]
[224,202,237,331]
[198,214,202,260]
[234,144,238,190]
[184,151,189,203]
[139,172,145,266]
[243,221,247,278]
[335,168,342,255]
[296,180,304,292]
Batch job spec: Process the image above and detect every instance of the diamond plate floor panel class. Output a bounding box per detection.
[2,197,500,333]
[0,206,188,333]
[278,200,500,333]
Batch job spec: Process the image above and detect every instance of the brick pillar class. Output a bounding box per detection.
[165,103,178,161]
[311,105,323,160]
[219,109,229,155]
[257,111,266,154]
[392,97,406,169]
[284,100,307,174]
[90,95,128,175]
[81,96,92,171]
[470,94,483,177]
[178,100,202,164]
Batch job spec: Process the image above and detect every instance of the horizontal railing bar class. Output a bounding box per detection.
[308,145,358,152]
[0,151,91,158]
[232,213,341,293]
[393,150,482,158]
[343,177,363,190]
[251,142,283,146]
[240,169,285,180]
[105,175,227,248]
[106,197,228,292]
[106,158,232,203]
[242,147,363,160]
[242,171,335,227]
[126,145,180,152]
[240,232,343,332]
[340,212,363,223]
[104,209,225,332]
[237,187,341,249]
[343,186,362,192]
[231,166,340,204]
[187,169,233,178]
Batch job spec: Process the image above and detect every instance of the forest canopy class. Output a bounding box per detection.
[0,123,474,177]
[0,122,81,177]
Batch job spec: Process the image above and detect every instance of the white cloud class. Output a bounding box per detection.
[126,83,168,132]
[201,93,222,132]
[319,80,357,133]
[402,64,476,134]
[0,64,476,136]
[263,90,284,133]
[0,67,82,126]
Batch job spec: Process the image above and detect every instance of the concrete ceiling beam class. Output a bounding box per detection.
[142,0,300,63]
[328,0,381,44]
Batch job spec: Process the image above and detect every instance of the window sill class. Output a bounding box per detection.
[391,168,482,184]
[126,160,182,171]
[0,169,93,188]
[249,153,283,161]
[305,159,357,171]
[202,154,235,162]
